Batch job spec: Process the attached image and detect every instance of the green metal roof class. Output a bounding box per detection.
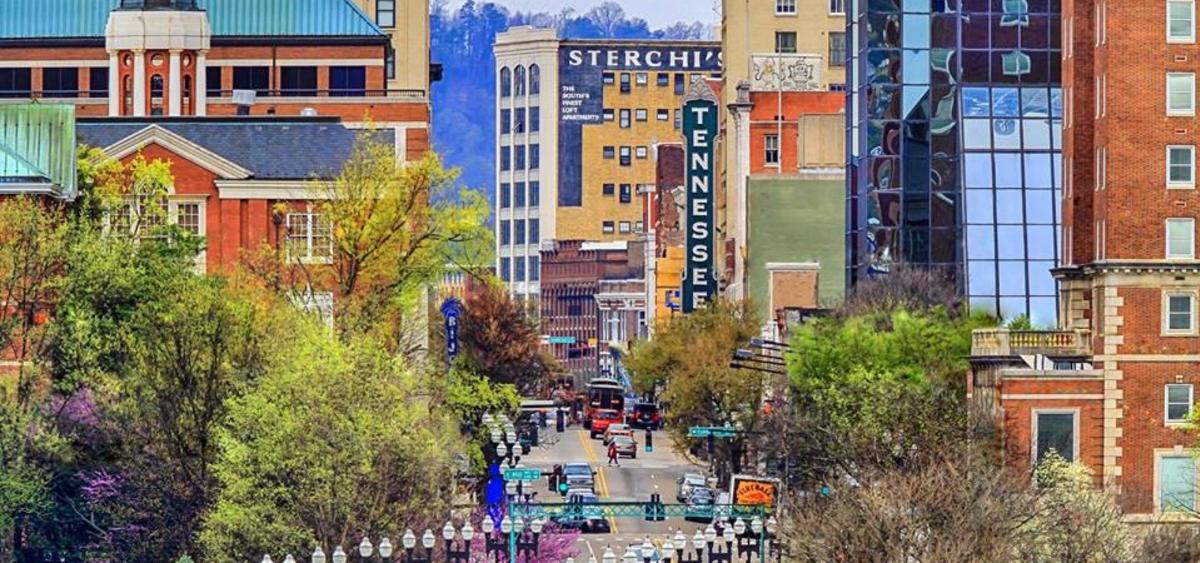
[0,0,384,40]
[0,105,78,199]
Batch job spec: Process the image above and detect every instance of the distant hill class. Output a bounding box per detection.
[429,0,708,210]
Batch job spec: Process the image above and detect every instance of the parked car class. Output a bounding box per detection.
[611,434,637,458]
[683,487,716,522]
[589,410,622,439]
[562,462,596,493]
[676,471,708,501]
[627,402,662,429]
[554,492,610,533]
[603,423,633,445]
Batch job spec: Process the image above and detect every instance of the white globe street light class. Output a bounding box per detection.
[461,521,475,541]
[331,546,347,563]
[621,544,638,563]
[691,530,705,552]
[482,413,494,427]
[751,516,763,535]
[378,537,393,559]
[421,529,435,550]
[358,537,373,558]
[733,518,746,536]
[500,515,514,535]
[602,546,618,563]
[443,521,457,541]
[261,555,274,563]
[283,555,295,563]
[402,529,416,551]
[704,525,717,544]
[311,547,326,563]
[722,526,736,545]
[531,518,545,535]
[640,537,655,559]
[672,530,687,551]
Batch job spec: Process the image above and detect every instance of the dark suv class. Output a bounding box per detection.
[627,402,662,429]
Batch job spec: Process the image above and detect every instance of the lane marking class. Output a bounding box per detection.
[576,430,619,535]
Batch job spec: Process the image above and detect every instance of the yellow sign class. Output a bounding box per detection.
[732,475,779,509]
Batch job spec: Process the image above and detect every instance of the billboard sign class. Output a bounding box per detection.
[681,78,719,313]
[730,474,781,511]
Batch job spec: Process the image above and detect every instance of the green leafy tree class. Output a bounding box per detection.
[200,325,463,562]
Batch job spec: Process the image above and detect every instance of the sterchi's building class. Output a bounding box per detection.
[492,27,721,304]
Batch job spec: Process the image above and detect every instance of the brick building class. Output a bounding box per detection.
[540,240,643,385]
[0,0,431,158]
[970,0,1200,518]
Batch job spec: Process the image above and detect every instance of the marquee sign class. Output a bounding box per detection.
[681,78,719,313]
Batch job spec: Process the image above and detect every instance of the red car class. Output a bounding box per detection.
[589,409,621,439]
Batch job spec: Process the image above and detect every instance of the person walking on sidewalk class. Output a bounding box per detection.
[607,441,620,466]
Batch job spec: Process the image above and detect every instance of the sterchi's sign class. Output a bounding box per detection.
[681,77,718,313]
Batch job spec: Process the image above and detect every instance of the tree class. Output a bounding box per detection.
[199,327,464,562]
[838,264,964,320]
[457,282,556,395]
[624,301,761,484]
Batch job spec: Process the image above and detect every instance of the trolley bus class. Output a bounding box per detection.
[583,377,626,429]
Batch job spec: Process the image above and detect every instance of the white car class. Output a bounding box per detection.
[676,471,707,501]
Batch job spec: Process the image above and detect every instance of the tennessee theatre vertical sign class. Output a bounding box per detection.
[682,78,719,313]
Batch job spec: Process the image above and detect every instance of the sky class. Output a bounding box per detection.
[442,0,719,29]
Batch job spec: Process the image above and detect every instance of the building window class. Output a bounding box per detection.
[635,146,648,159]
[1169,145,1196,188]
[620,109,631,128]
[530,64,540,95]
[515,257,526,281]
[280,66,317,96]
[619,221,632,234]
[619,146,631,166]
[515,108,526,133]
[620,184,632,203]
[603,184,615,196]
[529,181,540,206]
[515,66,526,96]
[1033,410,1076,464]
[149,74,164,115]
[1000,51,1031,76]
[1095,146,1106,189]
[88,67,108,98]
[41,68,78,98]
[620,73,631,93]
[1168,72,1196,115]
[657,109,669,121]
[635,221,644,233]
[514,219,526,245]
[776,0,796,14]
[603,72,615,85]
[674,73,685,95]
[775,32,798,54]
[500,67,511,97]
[1166,292,1197,334]
[636,72,648,86]
[603,146,615,159]
[385,47,396,80]
[529,255,540,281]
[500,109,511,134]
[0,68,32,98]
[330,66,366,96]
[764,134,780,165]
[376,0,395,27]
[530,218,540,243]
[286,212,333,264]
[1160,455,1197,512]
[514,182,526,208]
[500,183,510,208]
[635,108,648,121]
[829,0,846,14]
[232,66,270,95]
[529,144,540,170]
[674,109,682,130]
[604,108,615,121]
[500,146,511,171]
[514,145,526,169]
[657,73,669,87]
[500,257,511,282]
[206,66,222,97]
[531,107,540,132]
[602,221,615,234]
[1166,384,1194,423]
[1170,0,1196,42]
[1167,218,1195,259]
[499,220,510,245]
[829,32,847,67]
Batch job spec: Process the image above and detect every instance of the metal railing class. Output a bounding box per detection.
[971,328,1092,358]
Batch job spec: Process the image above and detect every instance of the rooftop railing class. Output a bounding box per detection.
[971,328,1092,358]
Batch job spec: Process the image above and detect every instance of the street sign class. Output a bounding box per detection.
[688,426,737,439]
[441,297,464,365]
[681,78,719,313]
[543,335,576,345]
[504,468,542,481]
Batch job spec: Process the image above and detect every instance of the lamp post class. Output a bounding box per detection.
[444,520,474,563]
[602,546,618,563]
[332,545,348,563]
[639,537,656,563]
[483,515,506,563]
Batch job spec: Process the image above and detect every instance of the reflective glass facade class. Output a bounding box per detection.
[847,0,1061,325]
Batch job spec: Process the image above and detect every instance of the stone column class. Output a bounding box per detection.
[195,50,207,116]
[726,81,753,301]
[107,50,120,116]
[132,49,146,117]
[168,50,182,116]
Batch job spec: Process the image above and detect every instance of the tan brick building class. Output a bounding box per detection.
[971,0,1200,518]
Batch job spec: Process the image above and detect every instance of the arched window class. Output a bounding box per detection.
[514,65,526,96]
[529,64,540,95]
[123,75,133,115]
[500,67,511,97]
[183,75,193,115]
[150,74,164,115]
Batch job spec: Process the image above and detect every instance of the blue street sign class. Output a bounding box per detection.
[441,297,464,365]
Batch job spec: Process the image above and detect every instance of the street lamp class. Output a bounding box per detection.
[332,546,348,563]
[621,544,638,563]
[704,525,717,544]
[602,546,618,563]
[402,529,416,551]
[660,538,675,563]
[358,537,373,560]
[422,530,436,551]
[284,556,296,563]
[500,515,514,535]
[378,538,393,560]
[261,556,274,563]
[640,537,655,563]
[311,547,326,563]
[733,518,746,536]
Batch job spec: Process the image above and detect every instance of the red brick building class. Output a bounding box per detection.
[0,0,430,158]
[971,0,1200,518]
[540,240,643,385]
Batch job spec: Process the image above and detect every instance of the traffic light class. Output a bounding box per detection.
[645,428,653,453]
[644,493,666,522]
[556,409,565,433]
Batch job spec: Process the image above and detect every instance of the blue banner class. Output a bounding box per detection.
[441,297,464,365]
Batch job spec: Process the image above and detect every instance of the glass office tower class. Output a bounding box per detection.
[846,0,1062,325]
